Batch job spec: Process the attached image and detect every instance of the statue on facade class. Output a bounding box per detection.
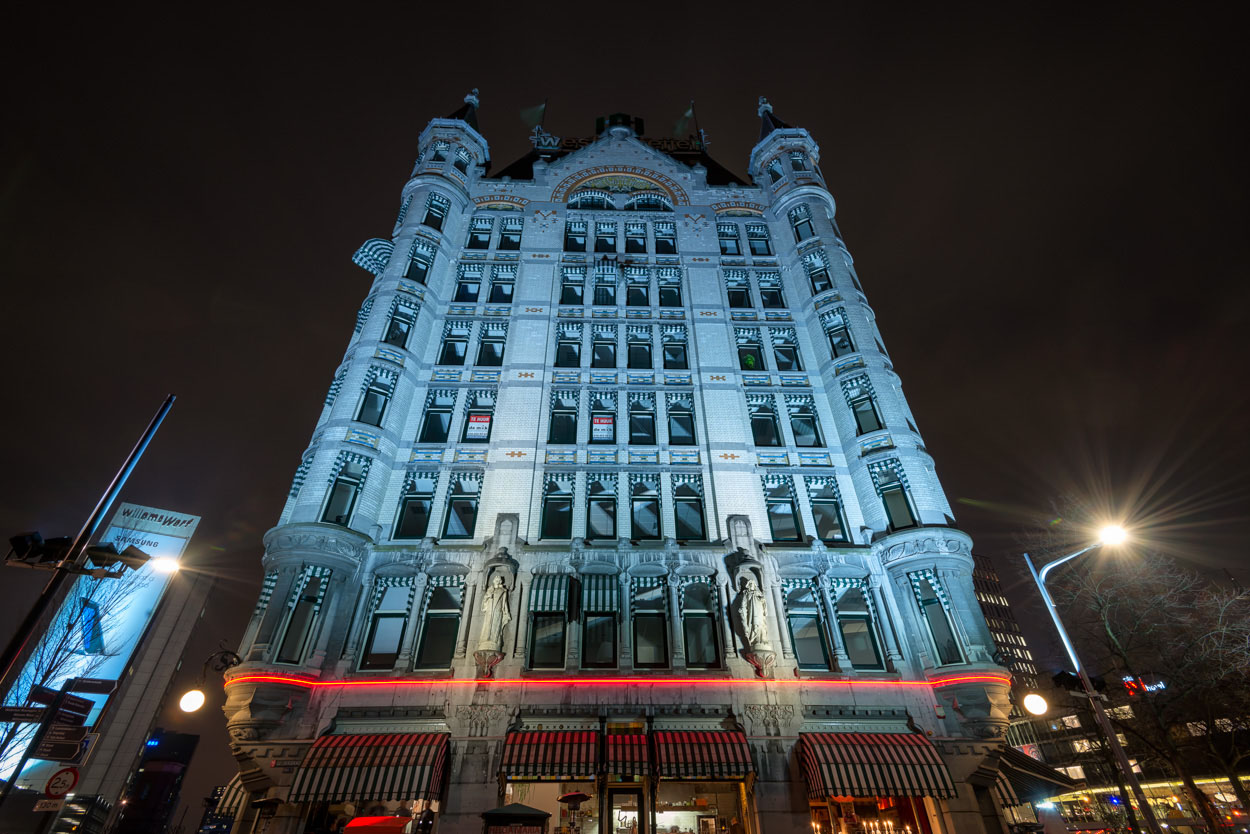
[474,574,511,677]
[737,577,769,646]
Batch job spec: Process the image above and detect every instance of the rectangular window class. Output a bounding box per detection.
[662,342,688,370]
[361,585,410,670]
[791,206,815,242]
[718,224,742,256]
[564,221,587,252]
[789,614,829,670]
[750,402,781,446]
[625,223,647,254]
[667,398,695,445]
[461,405,493,443]
[466,229,490,249]
[759,279,786,309]
[738,337,765,371]
[394,475,437,539]
[809,265,833,295]
[630,480,661,540]
[790,151,808,171]
[788,401,824,448]
[673,480,705,540]
[632,582,667,668]
[627,337,652,369]
[626,283,649,306]
[764,480,801,541]
[555,339,581,367]
[561,274,585,305]
[418,393,454,443]
[811,498,847,543]
[835,587,882,670]
[591,339,616,368]
[429,143,447,162]
[541,480,574,539]
[454,276,480,302]
[404,251,432,284]
[747,225,773,256]
[488,269,515,303]
[322,460,366,525]
[421,195,448,231]
[879,471,917,530]
[628,404,656,445]
[442,477,481,539]
[454,148,471,173]
[583,612,617,668]
[727,285,752,308]
[529,613,566,669]
[594,223,617,253]
[590,410,616,444]
[658,284,682,307]
[476,334,505,366]
[415,584,462,669]
[498,218,523,250]
[654,222,677,254]
[772,335,803,371]
[381,305,416,348]
[438,332,468,365]
[828,324,855,357]
[276,574,324,664]
[586,478,617,541]
[548,394,578,444]
[593,283,617,306]
[355,378,391,427]
[915,576,962,665]
[681,583,719,669]
[851,395,883,434]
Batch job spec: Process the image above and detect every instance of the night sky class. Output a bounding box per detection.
[2,6,1246,824]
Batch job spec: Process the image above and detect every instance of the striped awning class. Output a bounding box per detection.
[529,574,569,613]
[606,733,648,777]
[582,574,620,612]
[798,732,957,799]
[994,769,1022,807]
[654,731,754,780]
[997,745,1078,804]
[215,774,250,816]
[501,731,597,780]
[288,733,449,802]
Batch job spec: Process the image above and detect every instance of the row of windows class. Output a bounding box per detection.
[554,330,689,370]
[564,220,678,254]
[464,215,524,251]
[763,150,813,184]
[544,393,697,447]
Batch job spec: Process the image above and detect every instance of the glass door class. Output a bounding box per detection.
[609,788,644,834]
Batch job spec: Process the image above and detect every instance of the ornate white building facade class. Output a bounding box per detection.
[219,94,1050,834]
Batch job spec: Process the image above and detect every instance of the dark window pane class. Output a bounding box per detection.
[582,614,617,668]
[422,211,443,232]
[625,236,646,254]
[627,286,649,306]
[829,327,854,357]
[655,236,677,255]
[631,499,660,539]
[592,343,616,368]
[593,285,616,306]
[419,410,451,443]
[658,286,681,307]
[767,500,800,541]
[415,615,458,668]
[594,235,616,253]
[749,238,772,256]
[443,497,478,538]
[438,339,467,365]
[923,602,962,665]
[791,415,823,447]
[629,413,656,445]
[488,283,514,303]
[663,344,688,369]
[466,232,489,249]
[789,614,829,670]
[727,288,752,308]
[759,289,784,308]
[565,233,586,252]
[529,614,566,668]
[382,317,411,347]
[882,486,916,530]
[774,346,802,371]
[542,498,572,539]
[853,399,882,434]
[587,498,616,540]
[405,258,429,283]
[738,346,764,371]
[356,391,388,426]
[811,502,845,542]
[476,340,504,366]
[498,232,521,250]
[683,615,719,669]
[322,480,357,525]
[751,414,780,446]
[794,218,814,241]
[395,497,432,539]
[668,413,695,445]
[561,284,584,304]
[362,614,406,670]
[634,614,667,667]
[555,343,581,368]
[548,412,577,444]
[628,344,652,369]
[840,618,882,669]
[810,269,833,294]
[454,281,480,301]
[719,238,741,256]
[674,500,705,540]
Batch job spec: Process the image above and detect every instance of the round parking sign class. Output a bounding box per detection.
[45,767,78,798]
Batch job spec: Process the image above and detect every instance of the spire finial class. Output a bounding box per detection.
[757,96,772,117]
[465,88,480,107]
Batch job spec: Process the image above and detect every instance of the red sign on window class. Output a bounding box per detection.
[592,415,614,442]
[466,414,491,440]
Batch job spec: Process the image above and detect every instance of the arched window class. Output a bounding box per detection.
[567,189,615,210]
[623,191,673,212]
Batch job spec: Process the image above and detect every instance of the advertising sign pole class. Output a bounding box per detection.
[0,683,71,808]
[0,395,175,699]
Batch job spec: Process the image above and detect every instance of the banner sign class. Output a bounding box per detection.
[592,415,614,442]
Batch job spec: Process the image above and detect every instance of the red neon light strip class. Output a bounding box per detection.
[225,673,1009,691]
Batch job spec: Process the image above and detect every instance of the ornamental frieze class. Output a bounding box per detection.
[877,535,972,565]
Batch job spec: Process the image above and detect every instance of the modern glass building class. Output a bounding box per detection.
[220,93,1056,834]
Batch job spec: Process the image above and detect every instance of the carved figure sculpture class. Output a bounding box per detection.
[737,577,769,647]
[477,575,512,652]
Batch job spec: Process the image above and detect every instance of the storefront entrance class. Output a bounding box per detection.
[609,789,644,834]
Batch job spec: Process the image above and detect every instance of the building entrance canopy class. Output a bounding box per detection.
[797,732,956,799]
[288,733,449,803]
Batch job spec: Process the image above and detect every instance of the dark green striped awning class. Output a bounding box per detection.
[529,574,569,613]
[581,574,619,612]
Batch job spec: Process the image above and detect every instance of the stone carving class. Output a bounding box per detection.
[474,575,512,678]
[878,535,971,565]
[265,531,368,563]
[745,703,794,736]
[456,704,508,737]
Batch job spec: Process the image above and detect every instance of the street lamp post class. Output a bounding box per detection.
[1024,526,1163,834]
[179,647,242,713]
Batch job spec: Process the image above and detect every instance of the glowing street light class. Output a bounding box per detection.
[1024,524,1164,834]
[151,557,180,574]
[179,688,206,712]
[178,647,241,714]
[1023,693,1049,716]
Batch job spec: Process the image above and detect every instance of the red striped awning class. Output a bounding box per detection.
[653,731,754,780]
[288,733,448,803]
[606,733,649,777]
[500,731,597,780]
[798,732,956,799]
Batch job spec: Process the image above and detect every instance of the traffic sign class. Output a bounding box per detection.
[33,741,81,762]
[69,677,116,695]
[28,685,59,706]
[44,767,78,798]
[0,706,48,724]
[32,799,63,813]
[42,725,88,744]
[61,732,98,767]
[60,694,93,715]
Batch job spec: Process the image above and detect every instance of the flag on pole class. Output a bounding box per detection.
[520,101,547,128]
[673,102,694,137]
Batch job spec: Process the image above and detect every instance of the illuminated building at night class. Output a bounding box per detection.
[220,93,1066,833]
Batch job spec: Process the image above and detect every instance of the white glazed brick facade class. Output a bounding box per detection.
[223,101,1020,834]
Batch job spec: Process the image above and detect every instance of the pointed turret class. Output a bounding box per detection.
[446,88,480,131]
[757,96,792,142]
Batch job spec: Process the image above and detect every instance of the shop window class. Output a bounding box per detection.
[421,193,449,232]
[361,585,411,670]
[806,478,847,543]
[681,582,720,669]
[654,222,678,254]
[564,220,587,252]
[275,571,328,664]
[541,477,574,539]
[594,221,617,253]
[441,476,481,539]
[476,328,506,366]
[630,478,661,540]
[381,302,417,348]
[461,391,495,443]
[790,204,815,242]
[653,784,745,834]
[625,222,647,254]
[394,473,437,539]
[747,223,772,256]
[672,478,705,540]
[717,223,742,256]
[586,477,617,541]
[627,332,652,369]
[786,585,830,671]
[415,584,462,669]
[498,217,523,250]
[749,398,781,446]
[913,574,963,665]
[666,396,696,445]
[764,477,801,541]
[548,393,579,444]
[835,586,883,670]
[322,459,367,525]
[771,330,803,371]
[581,575,619,669]
[628,397,656,445]
[632,580,668,668]
[786,397,824,447]
[418,391,455,444]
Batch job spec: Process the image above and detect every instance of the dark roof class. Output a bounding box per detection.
[480,803,551,820]
[446,96,478,132]
[759,106,792,142]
